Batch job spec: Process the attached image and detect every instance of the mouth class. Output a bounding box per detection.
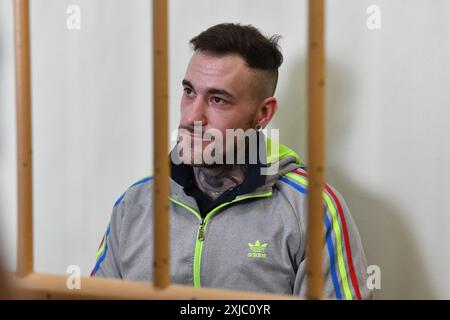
[177,132,209,143]
[188,133,202,138]
[189,133,207,141]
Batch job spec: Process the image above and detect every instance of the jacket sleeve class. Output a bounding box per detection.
[90,199,124,279]
[293,184,373,300]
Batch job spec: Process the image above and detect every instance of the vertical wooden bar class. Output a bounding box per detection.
[306,0,326,300]
[14,0,33,278]
[152,0,170,289]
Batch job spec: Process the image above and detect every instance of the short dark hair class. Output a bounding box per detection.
[190,23,283,97]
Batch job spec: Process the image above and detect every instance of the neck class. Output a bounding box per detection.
[192,164,248,201]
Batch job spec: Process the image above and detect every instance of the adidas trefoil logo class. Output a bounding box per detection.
[247,240,268,258]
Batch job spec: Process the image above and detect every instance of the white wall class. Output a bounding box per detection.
[1,0,449,299]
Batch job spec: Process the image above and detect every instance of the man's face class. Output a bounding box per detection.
[177,51,260,165]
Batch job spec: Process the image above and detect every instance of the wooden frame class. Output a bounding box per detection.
[8,0,325,299]
[306,0,326,300]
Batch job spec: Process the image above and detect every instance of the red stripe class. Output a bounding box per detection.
[90,235,106,277]
[97,235,105,250]
[292,169,362,300]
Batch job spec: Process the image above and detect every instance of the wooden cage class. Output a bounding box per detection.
[6,0,326,300]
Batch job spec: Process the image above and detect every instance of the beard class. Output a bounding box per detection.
[174,126,259,167]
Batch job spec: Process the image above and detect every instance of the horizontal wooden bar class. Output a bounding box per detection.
[6,272,301,300]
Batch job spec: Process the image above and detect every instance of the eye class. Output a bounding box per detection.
[211,96,226,105]
[184,87,194,97]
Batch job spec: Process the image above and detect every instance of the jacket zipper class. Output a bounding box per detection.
[198,219,206,241]
[169,192,272,288]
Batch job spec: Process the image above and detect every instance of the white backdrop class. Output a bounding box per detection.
[1,0,449,299]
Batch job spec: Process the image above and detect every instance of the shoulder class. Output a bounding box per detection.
[275,166,352,221]
[112,175,154,210]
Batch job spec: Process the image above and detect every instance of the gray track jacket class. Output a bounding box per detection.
[92,138,372,299]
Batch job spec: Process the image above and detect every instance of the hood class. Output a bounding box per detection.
[255,133,304,193]
[264,134,302,167]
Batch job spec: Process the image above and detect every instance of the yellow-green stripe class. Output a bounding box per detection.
[96,235,107,260]
[285,172,353,300]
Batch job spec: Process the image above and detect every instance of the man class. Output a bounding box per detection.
[92,23,372,299]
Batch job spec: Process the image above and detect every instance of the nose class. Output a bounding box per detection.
[184,96,207,126]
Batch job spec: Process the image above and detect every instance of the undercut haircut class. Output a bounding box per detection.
[190,23,283,98]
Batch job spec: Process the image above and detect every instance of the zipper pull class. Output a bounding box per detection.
[198,220,205,241]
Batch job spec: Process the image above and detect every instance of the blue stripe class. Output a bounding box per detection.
[279,176,308,193]
[280,175,342,299]
[91,225,111,276]
[114,193,126,208]
[131,176,153,188]
[113,176,153,208]
[324,213,342,299]
[93,176,152,275]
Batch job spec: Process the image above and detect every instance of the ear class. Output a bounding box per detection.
[255,97,278,128]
